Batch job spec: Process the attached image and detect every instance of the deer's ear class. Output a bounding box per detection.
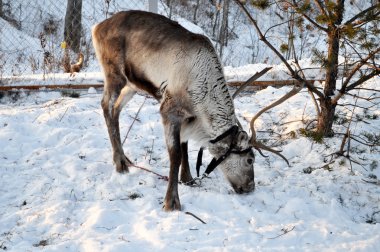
[235,131,249,148]
[236,131,249,145]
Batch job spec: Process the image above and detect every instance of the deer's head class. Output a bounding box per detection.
[206,67,297,194]
[208,126,255,194]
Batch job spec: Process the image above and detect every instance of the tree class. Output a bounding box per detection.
[0,0,3,18]
[193,0,201,23]
[235,0,380,137]
[218,0,230,58]
[64,0,82,53]
[0,0,20,29]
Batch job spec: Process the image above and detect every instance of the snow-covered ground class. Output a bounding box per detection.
[1,64,379,251]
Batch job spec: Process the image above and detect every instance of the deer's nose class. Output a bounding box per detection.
[233,181,255,194]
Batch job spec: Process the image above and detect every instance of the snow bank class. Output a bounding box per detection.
[1,69,379,250]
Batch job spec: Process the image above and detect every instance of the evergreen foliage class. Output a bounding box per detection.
[250,0,270,10]
[242,0,380,136]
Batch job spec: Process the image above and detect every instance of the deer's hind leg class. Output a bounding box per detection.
[102,72,136,173]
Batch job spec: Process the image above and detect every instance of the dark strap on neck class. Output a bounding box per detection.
[196,147,204,177]
[196,124,252,178]
[202,146,252,177]
[203,150,231,176]
[209,125,239,144]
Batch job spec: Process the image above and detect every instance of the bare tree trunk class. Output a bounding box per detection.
[218,0,229,58]
[193,0,200,24]
[317,97,336,136]
[64,0,82,53]
[212,0,222,37]
[167,0,173,19]
[0,0,3,18]
[286,10,295,60]
[0,0,20,29]
[316,1,344,136]
[316,29,339,136]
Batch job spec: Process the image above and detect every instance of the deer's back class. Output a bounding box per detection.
[93,11,215,95]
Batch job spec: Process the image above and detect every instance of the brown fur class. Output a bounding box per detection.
[92,10,254,211]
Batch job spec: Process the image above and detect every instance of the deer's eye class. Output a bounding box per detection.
[247,158,253,165]
[185,116,196,123]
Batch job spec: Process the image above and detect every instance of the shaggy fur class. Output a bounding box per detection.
[92,10,254,211]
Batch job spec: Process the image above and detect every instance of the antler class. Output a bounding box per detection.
[232,68,304,165]
[250,81,304,166]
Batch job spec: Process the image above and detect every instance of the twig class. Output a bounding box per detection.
[185,211,207,224]
[129,164,168,181]
[362,179,380,186]
[334,133,379,147]
[122,98,146,145]
[59,107,69,122]
[347,130,353,173]
[149,139,155,164]
[267,226,295,239]
[338,132,349,155]
[305,119,317,130]
[279,119,304,126]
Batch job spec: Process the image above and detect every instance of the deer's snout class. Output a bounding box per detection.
[232,179,255,194]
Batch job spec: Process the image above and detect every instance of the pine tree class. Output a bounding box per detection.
[236,0,380,136]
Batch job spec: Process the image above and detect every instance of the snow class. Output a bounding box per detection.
[1,1,380,250]
[1,64,379,251]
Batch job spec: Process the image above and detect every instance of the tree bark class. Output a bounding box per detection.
[316,28,339,135]
[317,97,336,137]
[286,10,295,60]
[212,0,222,37]
[218,0,229,58]
[193,0,200,24]
[0,0,3,18]
[316,2,345,136]
[64,0,82,53]
[324,30,340,93]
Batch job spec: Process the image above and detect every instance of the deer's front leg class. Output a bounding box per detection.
[160,97,184,211]
[162,121,182,211]
[180,142,193,184]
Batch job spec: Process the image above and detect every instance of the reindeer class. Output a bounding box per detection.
[92,10,292,211]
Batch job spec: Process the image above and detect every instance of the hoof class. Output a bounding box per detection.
[180,174,194,186]
[115,155,132,173]
[163,196,181,211]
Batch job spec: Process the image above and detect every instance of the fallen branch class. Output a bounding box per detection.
[362,179,380,186]
[185,211,207,224]
[129,164,168,181]
[59,107,69,122]
[267,226,295,239]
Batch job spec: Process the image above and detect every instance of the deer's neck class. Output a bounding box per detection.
[189,51,236,139]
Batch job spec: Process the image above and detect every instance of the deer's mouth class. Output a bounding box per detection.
[232,180,255,194]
